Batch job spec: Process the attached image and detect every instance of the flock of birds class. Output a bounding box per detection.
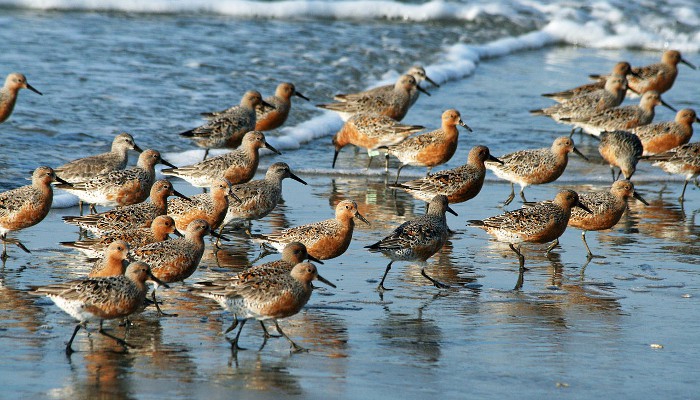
[0,49,698,355]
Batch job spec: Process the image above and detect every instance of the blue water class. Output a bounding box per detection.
[1,1,699,399]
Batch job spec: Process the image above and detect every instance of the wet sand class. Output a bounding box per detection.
[1,169,699,399]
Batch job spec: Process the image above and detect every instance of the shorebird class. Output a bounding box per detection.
[132,219,210,316]
[468,190,591,270]
[30,261,166,354]
[598,130,643,181]
[55,149,178,213]
[251,200,370,261]
[0,166,69,260]
[222,162,307,229]
[627,50,696,95]
[162,131,280,188]
[542,61,635,102]
[60,215,179,259]
[331,112,424,169]
[88,240,130,278]
[532,75,628,131]
[54,133,143,214]
[560,91,663,137]
[62,179,188,235]
[182,90,272,159]
[389,145,502,204]
[645,142,700,202]
[486,136,587,205]
[366,195,456,292]
[254,82,309,131]
[568,180,648,258]
[0,72,42,124]
[384,109,472,182]
[318,74,429,122]
[167,178,234,234]
[194,262,335,353]
[632,109,698,156]
[333,66,438,108]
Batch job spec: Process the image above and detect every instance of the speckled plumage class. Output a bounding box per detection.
[542,61,633,102]
[61,215,177,259]
[162,131,280,188]
[386,109,471,181]
[182,90,269,150]
[318,74,427,122]
[167,179,232,233]
[569,181,647,257]
[332,112,424,168]
[390,145,499,203]
[252,199,370,260]
[223,162,307,226]
[30,261,162,353]
[194,262,335,352]
[334,66,438,108]
[0,167,65,258]
[486,136,585,205]
[0,72,42,124]
[533,75,627,121]
[255,82,309,131]
[62,180,187,235]
[469,190,588,269]
[627,50,696,95]
[564,91,661,137]
[632,109,698,156]
[366,195,455,291]
[598,130,643,181]
[646,142,700,201]
[54,133,142,183]
[56,149,173,208]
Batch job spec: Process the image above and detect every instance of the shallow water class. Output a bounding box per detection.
[1,1,700,399]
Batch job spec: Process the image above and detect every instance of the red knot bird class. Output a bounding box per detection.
[255,82,309,131]
[568,180,648,259]
[0,72,42,124]
[162,131,280,188]
[55,149,178,213]
[0,166,69,260]
[389,145,502,204]
[627,50,696,95]
[223,162,307,230]
[645,142,700,202]
[62,179,188,235]
[54,133,143,214]
[60,215,179,259]
[598,130,644,181]
[87,240,130,278]
[332,112,424,169]
[182,90,273,160]
[532,75,627,134]
[132,219,210,316]
[194,261,335,353]
[317,74,429,122]
[167,178,235,234]
[384,109,472,182]
[542,61,635,102]
[632,109,699,156]
[252,199,370,261]
[560,91,663,137]
[468,190,591,271]
[366,195,456,292]
[191,242,321,345]
[486,136,587,205]
[334,66,438,108]
[30,261,166,354]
